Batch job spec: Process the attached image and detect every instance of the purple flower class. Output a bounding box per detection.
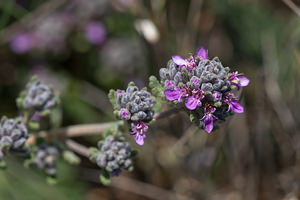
[200,106,218,133]
[84,21,106,45]
[130,122,148,146]
[119,108,131,120]
[196,46,208,60]
[222,93,244,113]
[164,85,189,102]
[10,33,35,54]
[228,72,250,90]
[165,80,174,89]
[185,89,204,110]
[172,55,198,70]
[115,90,124,97]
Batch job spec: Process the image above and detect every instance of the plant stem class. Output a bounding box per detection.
[26,107,181,146]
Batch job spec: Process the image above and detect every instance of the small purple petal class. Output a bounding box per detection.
[239,76,250,87]
[185,97,200,110]
[230,102,244,113]
[196,46,208,59]
[164,89,181,101]
[203,116,214,133]
[135,134,145,146]
[130,130,137,135]
[172,56,187,66]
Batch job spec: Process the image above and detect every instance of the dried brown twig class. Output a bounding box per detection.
[282,0,300,17]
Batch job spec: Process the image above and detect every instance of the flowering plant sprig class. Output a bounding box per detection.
[150,46,249,133]
[89,123,137,185]
[108,82,155,146]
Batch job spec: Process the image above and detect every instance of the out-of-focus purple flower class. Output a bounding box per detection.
[10,33,35,54]
[130,122,148,146]
[84,21,106,45]
[185,89,204,110]
[222,93,244,113]
[30,112,41,122]
[197,46,208,60]
[164,85,189,102]
[200,106,218,133]
[228,72,249,90]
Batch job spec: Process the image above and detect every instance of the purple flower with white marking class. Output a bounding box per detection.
[130,122,148,146]
[172,55,198,70]
[222,93,244,113]
[84,21,106,45]
[228,72,249,90]
[164,85,189,102]
[200,105,218,133]
[197,46,208,60]
[185,89,204,110]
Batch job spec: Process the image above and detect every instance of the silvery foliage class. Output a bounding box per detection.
[33,145,59,176]
[159,57,231,102]
[0,117,28,150]
[115,83,155,123]
[96,136,133,175]
[23,79,56,111]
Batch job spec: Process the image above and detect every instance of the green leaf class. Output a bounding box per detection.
[28,121,40,130]
[108,89,116,108]
[46,176,57,185]
[63,150,81,165]
[100,170,111,185]
[0,160,6,169]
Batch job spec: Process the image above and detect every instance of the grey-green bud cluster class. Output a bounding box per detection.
[114,82,155,123]
[33,145,59,176]
[160,57,231,100]
[22,79,57,112]
[0,117,28,150]
[96,136,133,175]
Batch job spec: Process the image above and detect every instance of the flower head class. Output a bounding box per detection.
[130,122,148,145]
[200,105,218,133]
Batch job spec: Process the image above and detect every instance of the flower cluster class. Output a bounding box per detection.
[21,77,57,112]
[159,47,249,133]
[95,136,134,176]
[111,82,155,145]
[0,117,28,150]
[33,145,59,176]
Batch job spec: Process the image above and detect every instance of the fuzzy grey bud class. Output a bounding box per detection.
[22,79,57,112]
[33,145,59,176]
[96,136,134,176]
[0,117,28,150]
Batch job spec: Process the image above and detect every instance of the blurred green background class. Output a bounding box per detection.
[1,0,300,199]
